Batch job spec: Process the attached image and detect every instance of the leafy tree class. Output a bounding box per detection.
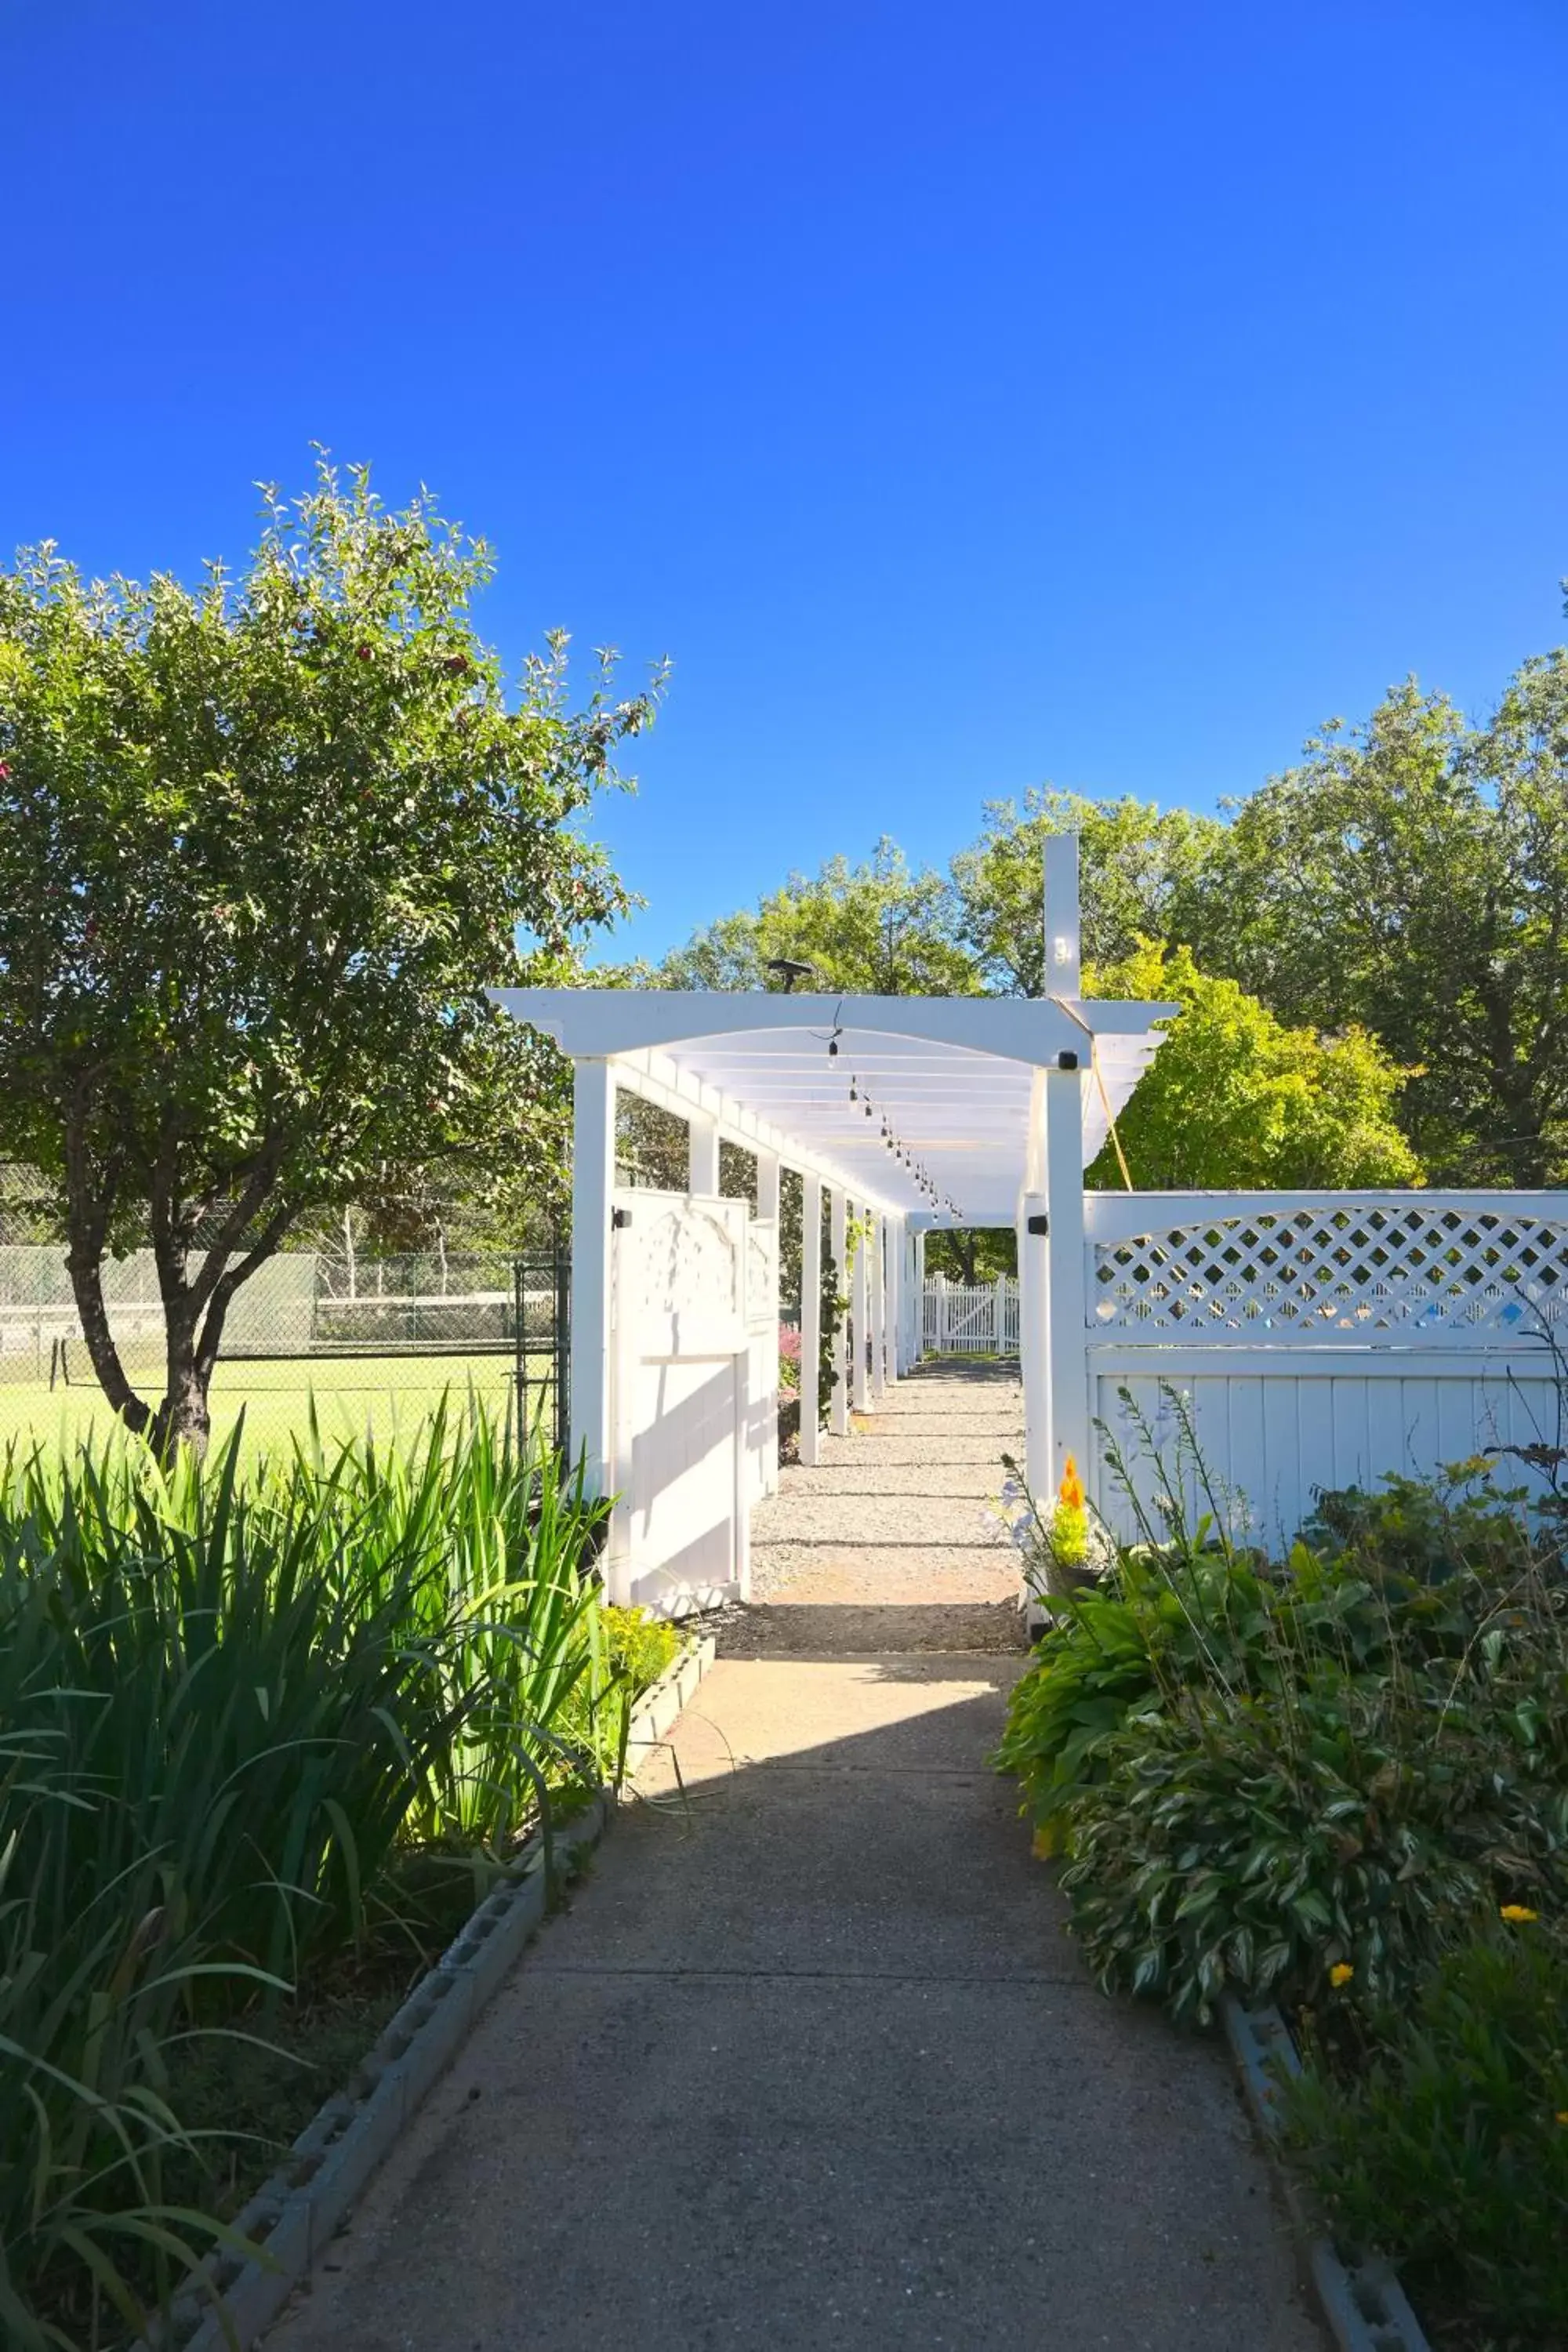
[1185,655,1568,1183]
[949,787,1221,996]
[0,462,661,1452]
[1085,942,1422,1191]
[924,1228,1016,1282]
[631,837,979,995]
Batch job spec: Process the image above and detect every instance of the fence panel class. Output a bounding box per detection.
[0,1240,568,1459]
[1082,1192,1568,1548]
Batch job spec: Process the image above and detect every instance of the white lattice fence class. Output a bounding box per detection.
[1090,1196,1568,1344]
[1080,1192,1568,1548]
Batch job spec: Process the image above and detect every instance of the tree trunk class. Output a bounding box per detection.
[151,1323,213,1459]
[65,1244,153,1439]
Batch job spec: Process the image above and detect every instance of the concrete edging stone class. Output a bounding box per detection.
[1220,1995,1433,2352]
[146,1628,717,2352]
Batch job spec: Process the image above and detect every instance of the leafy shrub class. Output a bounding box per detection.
[602,1603,681,1693]
[997,1405,1568,2016]
[1057,1683,1490,2021]
[1279,1916,1568,2342]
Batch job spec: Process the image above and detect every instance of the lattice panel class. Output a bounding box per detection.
[1092,1204,1568,1338]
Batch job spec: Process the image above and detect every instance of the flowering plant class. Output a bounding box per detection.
[990,1450,1112,1595]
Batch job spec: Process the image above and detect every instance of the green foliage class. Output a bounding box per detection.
[1085,940,1422,1189]
[923,1227,1016,1282]
[0,1403,619,2346]
[1185,652,1568,1183]
[599,1603,681,1694]
[636,837,978,996]
[0,459,661,1450]
[1280,1918,1568,2340]
[997,1398,1568,2026]
[949,786,1221,996]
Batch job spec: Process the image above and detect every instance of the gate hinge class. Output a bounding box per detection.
[612,1207,633,1229]
[1026,1212,1049,1236]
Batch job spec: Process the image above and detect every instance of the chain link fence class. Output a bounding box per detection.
[0,1238,569,1461]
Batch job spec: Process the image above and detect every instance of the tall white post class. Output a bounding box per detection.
[887,1216,904,1382]
[688,1112,720,1196]
[1042,827,1088,1494]
[1046,1066,1090,1490]
[569,1059,616,1497]
[993,1271,1007,1355]
[869,1213,887,1399]
[755,1149,782,1494]
[1044,830,1082,996]
[914,1230,926,1359]
[1018,1192,1051,1503]
[852,1206,871,1410]
[800,1174,822,1467]
[829,1189,850,1436]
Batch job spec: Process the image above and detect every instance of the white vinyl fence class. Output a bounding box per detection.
[923,1273,1020,1356]
[1080,1192,1568,1548]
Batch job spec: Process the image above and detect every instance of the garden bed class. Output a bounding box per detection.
[993,1399,1568,2352]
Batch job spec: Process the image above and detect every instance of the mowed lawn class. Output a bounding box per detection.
[0,1352,554,1460]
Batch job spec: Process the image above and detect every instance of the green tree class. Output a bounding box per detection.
[632,838,979,995]
[1086,942,1422,1191]
[0,462,661,1452]
[1185,655,1568,1183]
[949,787,1222,996]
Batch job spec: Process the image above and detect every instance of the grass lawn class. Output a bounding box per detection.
[0,1350,556,1460]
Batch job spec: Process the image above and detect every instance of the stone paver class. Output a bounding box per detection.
[266,1362,1322,2352]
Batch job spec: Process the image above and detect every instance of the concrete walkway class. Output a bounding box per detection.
[269,1365,1322,2352]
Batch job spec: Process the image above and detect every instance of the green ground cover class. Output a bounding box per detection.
[0,1351,553,1461]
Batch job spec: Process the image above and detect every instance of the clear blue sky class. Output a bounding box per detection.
[4,0,1566,964]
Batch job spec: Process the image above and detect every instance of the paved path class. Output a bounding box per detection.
[269,1365,1322,2352]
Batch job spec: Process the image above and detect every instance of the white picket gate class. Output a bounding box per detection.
[922,1274,1019,1356]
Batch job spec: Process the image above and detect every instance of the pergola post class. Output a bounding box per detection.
[887,1216,903,1384]
[829,1188,850,1436]
[1045,1069,1089,1487]
[800,1173,822,1467]
[852,1207,871,1411]
[913,1230,926,1361]
[688,1112,720,1196]
[1044,827,1089,1492]
[1018,1191,1051,1502]
[756,1149,782,1494]
[869,1213,887,1399]
[569,1058,616,1497]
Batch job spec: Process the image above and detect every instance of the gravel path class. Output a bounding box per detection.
[747,1358,1025,1617]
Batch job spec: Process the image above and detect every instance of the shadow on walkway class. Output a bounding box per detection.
[269,1653,1323,2352]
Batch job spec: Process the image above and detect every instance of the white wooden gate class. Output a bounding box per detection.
[1081,1192,1568,1549]
[608,1189,779,1616]
[922,1275,1019,1356]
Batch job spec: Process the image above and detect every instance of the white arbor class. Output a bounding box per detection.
[492,844,1177,1613]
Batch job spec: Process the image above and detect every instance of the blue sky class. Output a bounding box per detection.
[3,0,1566,964]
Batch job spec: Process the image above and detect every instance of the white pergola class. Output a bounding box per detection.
[493,839,1177,1607]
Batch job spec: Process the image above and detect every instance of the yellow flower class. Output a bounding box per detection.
[1058,1454,1085,1511]
[1557,2112,1568,2127]
[1500,1904,1539,1924]
[1329,1962,1355,1988]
